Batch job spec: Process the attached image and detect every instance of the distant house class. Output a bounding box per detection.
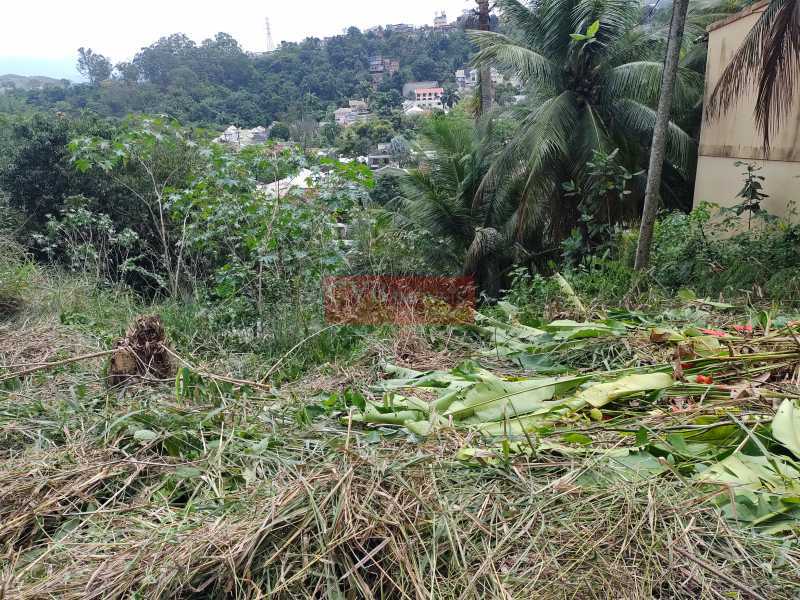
[215,125,271,149]
[384,59,400,74]
[403,80,438,99]
[335,100,372,126]
[693,0,800,221]
[434,11,449,29]
[414,87,444,109]
[259,168,315,199]
[369,56,385,73]
[367,154,394,170]
[403,104,427,117]
[386,23,415,34]
[455,68,478,90]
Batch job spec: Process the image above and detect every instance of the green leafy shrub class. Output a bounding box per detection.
[650,203,800,302]
[0,237,35,317]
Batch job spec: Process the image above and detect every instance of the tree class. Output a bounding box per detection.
[476,1,495,114]
[77,47,112,85]
[634,0,691,271]
[400,112,502,294]
[442,85,460,108]
[707,0,800,149]
[469,0,699,249]
[114,62,141,85]
[370,90,403,116]
[269,122,291,141]
[70,116,203,295]
[336,119,395,156]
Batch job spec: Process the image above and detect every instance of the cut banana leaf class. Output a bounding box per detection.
[772,399,800,460]
[575,373,675,408]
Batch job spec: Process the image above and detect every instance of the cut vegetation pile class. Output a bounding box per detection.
[1,294,800,598]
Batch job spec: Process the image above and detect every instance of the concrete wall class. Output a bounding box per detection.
[693,1,800,220]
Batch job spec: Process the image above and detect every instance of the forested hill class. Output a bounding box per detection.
[4,26,475,127]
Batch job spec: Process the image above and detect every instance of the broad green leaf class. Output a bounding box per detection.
[696,453,800,499]
[173,467,203,479]
[563,433,593,445]
[133,429,158,441]
[575,373,674,408]
[773,400,800,459]
[696,298,736,310]
[446,376,583,421]
[587,20,600,37]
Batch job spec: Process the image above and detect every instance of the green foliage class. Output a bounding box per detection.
[268,122,291,141]
[733,161,769,226]
[0,237,34,317]
[0,113,118,236]
[69,115,205,293]
[77,47,112,85]
[33,195,142,283]
[561,149,643,263]
[10,27,475,128]
[650,203,800,302]
[470,0,702,248]
[336,119,395,156]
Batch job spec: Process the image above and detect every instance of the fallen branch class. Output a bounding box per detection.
[160,345,274,391]
[0,349,116,384]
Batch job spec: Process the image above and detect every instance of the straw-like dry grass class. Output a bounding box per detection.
[2,284,800,599]
[2,443,798,599]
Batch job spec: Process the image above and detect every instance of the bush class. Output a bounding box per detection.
[0,237,35,317]
[650,203,800,302]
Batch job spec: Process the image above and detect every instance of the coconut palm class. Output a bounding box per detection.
[706,0,800,149]
[469,0,703,246]
[399,111,511,297]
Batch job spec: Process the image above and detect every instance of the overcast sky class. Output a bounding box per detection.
[1,0,475,78]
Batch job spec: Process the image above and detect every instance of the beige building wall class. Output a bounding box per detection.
[693,1,800,220]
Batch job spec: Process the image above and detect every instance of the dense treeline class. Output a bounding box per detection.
[6,27,475,127]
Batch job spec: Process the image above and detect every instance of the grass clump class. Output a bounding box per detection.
[0,237,35,318]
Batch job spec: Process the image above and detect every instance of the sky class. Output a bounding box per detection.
[0,0,475,79]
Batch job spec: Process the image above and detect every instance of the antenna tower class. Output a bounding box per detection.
[265,18,275,52]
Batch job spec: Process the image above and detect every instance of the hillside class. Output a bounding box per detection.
[6,26,475,126]
[0,74,68,93]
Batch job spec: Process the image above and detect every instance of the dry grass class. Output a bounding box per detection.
[2,284,800,599]
[2,447,798,600]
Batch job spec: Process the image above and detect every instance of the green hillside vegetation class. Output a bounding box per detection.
[2,0,800,596]
[5,27,475,127]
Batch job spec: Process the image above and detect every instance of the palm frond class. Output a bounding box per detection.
[468,31,558,86]
[603,61,704,111]
[571,0,643,48]
[706,0,800,148]
[536,0,584,58]
[603,26,667,68]
[493,0,544,49]
[611,99,696,176]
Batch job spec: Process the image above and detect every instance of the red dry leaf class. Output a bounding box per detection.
[696,375,714,385]
[700,328,727,338]
[733,324,753,334]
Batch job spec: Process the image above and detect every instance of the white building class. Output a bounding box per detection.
[334,100,371,126]
[414,87,444,109]
[215,125,271,149]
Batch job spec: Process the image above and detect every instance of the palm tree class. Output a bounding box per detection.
[635,0,691,271]
[469,0,702,248]
[399,112,509,297]
[706,0,800,149]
